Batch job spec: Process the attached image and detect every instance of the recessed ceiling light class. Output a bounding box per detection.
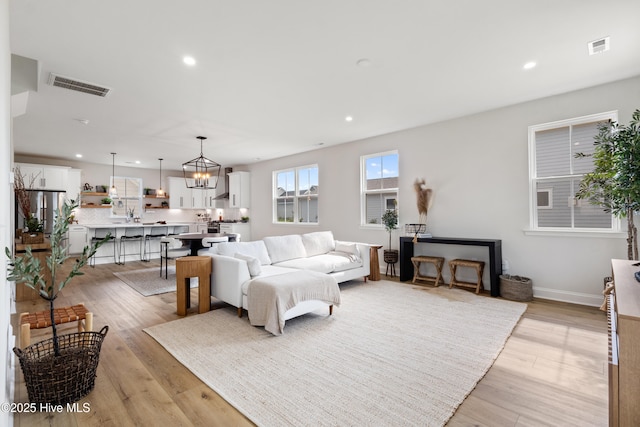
[345,116,353,122]
[75,154,83,158]
[523,61,536,70]
[356,58,371,67]
[75,118,89,125]
[183,56,196,66]
[135,160,141,164]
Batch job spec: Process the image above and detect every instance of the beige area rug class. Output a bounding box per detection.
[144,280,527,426]
[113,266,197,296]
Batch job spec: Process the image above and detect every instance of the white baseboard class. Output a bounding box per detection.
[533,286,603,307]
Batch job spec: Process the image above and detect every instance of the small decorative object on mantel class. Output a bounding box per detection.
[412,178,433,242]
[5,198,110,405]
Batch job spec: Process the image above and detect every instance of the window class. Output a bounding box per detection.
[361,151,399,226]
[110,176,142,218]
[528,111,618,231]
[273,165,319,224]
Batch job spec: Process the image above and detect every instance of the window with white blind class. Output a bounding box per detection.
[361,151,399,227]
[273,165,319,224]
[528,111,618,231]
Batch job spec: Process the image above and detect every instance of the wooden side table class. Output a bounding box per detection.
[369,245,383,281]
[176,256,212,316]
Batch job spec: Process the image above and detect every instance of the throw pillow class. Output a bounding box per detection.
[335,241,359,257]
[234,253,262,277]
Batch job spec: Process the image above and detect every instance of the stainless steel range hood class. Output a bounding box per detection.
[213,167,232,200]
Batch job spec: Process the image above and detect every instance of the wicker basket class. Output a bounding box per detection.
[383,249,399,264]
[500,275,533,302]
[13,326,108,405]
[21,232,44,244]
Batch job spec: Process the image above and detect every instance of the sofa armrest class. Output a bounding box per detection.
[207,254,251,308]
[356,243,371,275]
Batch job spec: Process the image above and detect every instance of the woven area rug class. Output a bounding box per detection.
[113,266,197,296]
[144,280,527,426]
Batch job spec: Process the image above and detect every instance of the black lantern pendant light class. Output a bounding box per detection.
[108,152,118,198]
[156,158,164,197]
[182,136,221,190]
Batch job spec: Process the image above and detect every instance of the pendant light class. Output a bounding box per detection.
[156,158,164,197]
[182,136,221,190]
[108,152,118,198]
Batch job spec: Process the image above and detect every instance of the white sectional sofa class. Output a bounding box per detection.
[198,231,370,320]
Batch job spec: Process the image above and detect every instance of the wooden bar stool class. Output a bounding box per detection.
[19,303,93,348]
[176,256,212,316]
[449,259,485,294]
[411,256,445,286]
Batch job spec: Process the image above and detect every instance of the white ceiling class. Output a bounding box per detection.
[10,0,640,171]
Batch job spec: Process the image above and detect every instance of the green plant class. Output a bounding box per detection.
[381,209,398,250]
[100,197,112,205]
[24,215,43,233]
[241,216,249,222]
[576,109,640,260]
[6,198,109,356]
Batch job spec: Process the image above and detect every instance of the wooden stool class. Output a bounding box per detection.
[19,303,93,348]
[449,259,485,294]
[176,256,212,316]
[411,256,445,286]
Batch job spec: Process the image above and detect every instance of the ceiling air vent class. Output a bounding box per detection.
[47,73,111,97]
[588,37,610,55]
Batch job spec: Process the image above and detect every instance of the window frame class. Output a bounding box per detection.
[528,111,620,233]
[272,164,319,225]
[360,150,399,228]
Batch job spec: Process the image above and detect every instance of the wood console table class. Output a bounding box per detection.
[14,238,51,301]
[399,236,502,297]
[608,259,640,426]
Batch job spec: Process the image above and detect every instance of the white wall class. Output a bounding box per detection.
[248,75,640,306]
[1,0,14,425]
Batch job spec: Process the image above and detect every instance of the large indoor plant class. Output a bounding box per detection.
[576,109,640,260]
[381,208,399,264]
[6,198,110,404]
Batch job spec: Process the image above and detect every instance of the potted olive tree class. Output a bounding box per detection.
[382,209,399,267]
[6,198,110,404]
[576,109,640,260]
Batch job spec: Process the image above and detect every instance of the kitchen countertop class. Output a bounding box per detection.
[84,223,191,229]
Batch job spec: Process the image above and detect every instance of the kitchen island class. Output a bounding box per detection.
[85,223,192,264]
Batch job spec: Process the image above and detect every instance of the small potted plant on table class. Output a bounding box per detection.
[6,198,110,405]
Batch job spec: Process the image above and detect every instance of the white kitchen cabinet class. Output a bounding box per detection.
[228,171,250,208]
[68,225,88,254]
[66,168,82,201]
[16,163,68,191]
[169,177,192,209]
[219,222,250,241]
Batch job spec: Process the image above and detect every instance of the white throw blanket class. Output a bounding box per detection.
[247,270,341,335]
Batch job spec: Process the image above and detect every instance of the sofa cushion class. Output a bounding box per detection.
[274,256,336,274]
[217,241,272,265]
[263,235,307,264]
[275,253,363,274]
[302,231,335,257]
[234,253,262,276]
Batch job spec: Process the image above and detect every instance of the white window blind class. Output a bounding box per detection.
[529,112,617,231]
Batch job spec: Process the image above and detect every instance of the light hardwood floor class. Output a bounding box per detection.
[11,261,608,426]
